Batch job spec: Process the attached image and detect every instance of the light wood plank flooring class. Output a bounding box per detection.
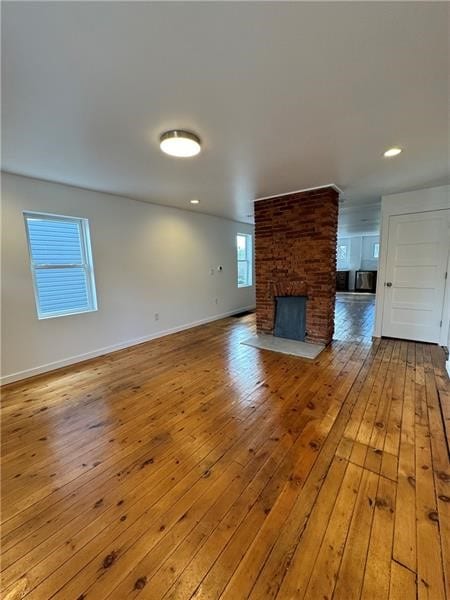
[334,292,376,342]
[1,313,449,599]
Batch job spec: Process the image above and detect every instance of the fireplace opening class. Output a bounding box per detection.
[274,296,307,342]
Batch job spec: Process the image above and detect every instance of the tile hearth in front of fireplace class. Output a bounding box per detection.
[241,333,324,360]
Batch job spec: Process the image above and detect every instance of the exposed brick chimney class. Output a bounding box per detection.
[254,186,339,345]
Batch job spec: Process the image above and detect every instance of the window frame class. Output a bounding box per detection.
[236,233,253,288]
[23,211,98,320]
[338,244,348,262]
[337,240,350,268]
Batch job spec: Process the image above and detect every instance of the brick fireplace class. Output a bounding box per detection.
[254,186,339,345]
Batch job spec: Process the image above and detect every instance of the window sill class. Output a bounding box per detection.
[37,307,98,320]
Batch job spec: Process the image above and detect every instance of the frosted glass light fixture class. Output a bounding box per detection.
[160,130,201,157]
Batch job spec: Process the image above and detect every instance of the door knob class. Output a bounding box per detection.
[386,282,392,287]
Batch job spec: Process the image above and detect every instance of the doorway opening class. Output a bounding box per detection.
[334,199,381,342]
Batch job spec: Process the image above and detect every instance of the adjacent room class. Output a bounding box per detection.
[1,2,449,600]
[334,198,381,342]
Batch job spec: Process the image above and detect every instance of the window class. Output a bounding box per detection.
[337,240,350,269]
[24,212,97,319]
[337,244,348,263]
[373,242,380,259]
[236,233,253,287]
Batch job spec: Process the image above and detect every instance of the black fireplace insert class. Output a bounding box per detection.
[274,296,307,341]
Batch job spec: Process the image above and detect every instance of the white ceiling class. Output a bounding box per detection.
[338,198,381,238]
[2,2,449,224]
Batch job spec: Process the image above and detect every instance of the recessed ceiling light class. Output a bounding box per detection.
[190,199,200,205]
[160,130,201,157]
[383,147,402,158]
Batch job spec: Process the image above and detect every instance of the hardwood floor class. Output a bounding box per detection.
[1,313,449,599]
[334,292,376,342]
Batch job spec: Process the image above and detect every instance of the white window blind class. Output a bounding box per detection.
[24,212,97,319]
[237,233,253,287]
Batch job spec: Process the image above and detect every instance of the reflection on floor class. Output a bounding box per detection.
[2,313,449,599]
[334,292,376,342]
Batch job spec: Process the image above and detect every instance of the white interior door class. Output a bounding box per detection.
[382,209,449,343]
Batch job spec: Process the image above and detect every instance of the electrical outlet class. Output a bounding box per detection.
[154,313,159,321]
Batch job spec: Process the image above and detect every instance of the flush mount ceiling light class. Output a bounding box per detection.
[383,147,402,158]
[160,130,201,157]
[190,199,200,204]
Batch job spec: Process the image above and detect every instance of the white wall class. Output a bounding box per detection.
[1,173,255,383]
[447,324,450,376]
[447,287,450,377]
[374,184,450,350]
[446,251,450,376]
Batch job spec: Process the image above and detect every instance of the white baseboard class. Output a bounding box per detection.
[1,305,256,386]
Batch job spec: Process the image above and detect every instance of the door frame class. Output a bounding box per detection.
[374,185,450,346]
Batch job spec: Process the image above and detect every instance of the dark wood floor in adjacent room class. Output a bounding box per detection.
[334,292,376,342]
[1,313,449,600]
